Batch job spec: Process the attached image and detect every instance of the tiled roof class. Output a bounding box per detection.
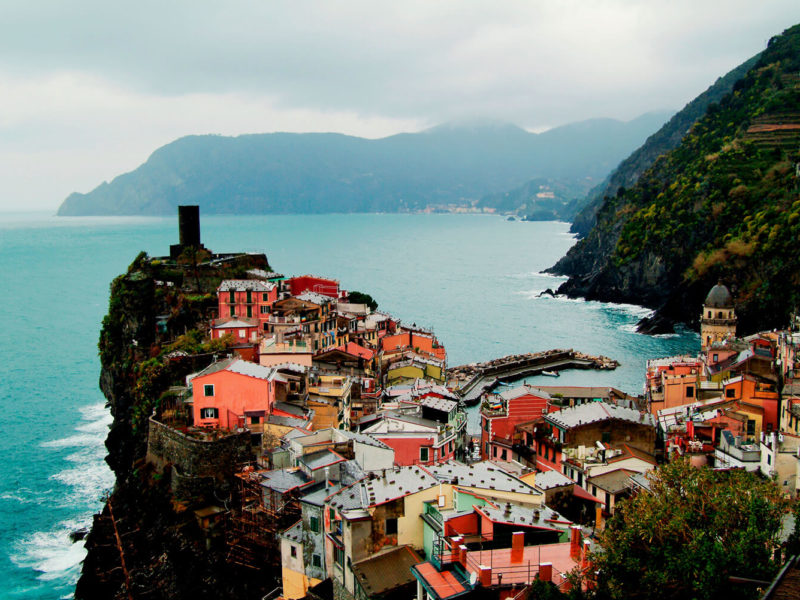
[218,279,275,292]
[499,385,552,401]
[353,546,422,597]
[587,469,636,494]
[280,519,303,543]
[300,482,344,507]
[334,429,392,450]
[534,470,574,490]
[301,449,346,471]
[425,461,540,496]
[226,359,279,381]
[326,466,438,511]
[296,291,336,304]
[213,317,258,328]
[419,396,458,413]
[545,402,654,429]
[478,502,567,530]
[259,468,312,493]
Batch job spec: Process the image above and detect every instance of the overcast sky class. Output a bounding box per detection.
[0,1,797,212]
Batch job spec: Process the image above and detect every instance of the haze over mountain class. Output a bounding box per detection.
[57,113,671,216]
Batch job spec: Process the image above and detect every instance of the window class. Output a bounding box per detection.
[263,323,268,331]
[290,545,297,558]
[726,388,736,398]
[229,290,235,303]
[239,329,246,338]
[385,518,398,536]
[310,516,320,533]
[204,384,215,397]
[686,386,694,398]
[329,507,335,522]
[420,447,430,462]
[601,431,611,443]
[747,420,756,436]
[230,306,236,317]
[262,292,269,302]
[250,416,261,424]
[200,407,218,419]
[483,419,488,432]
[501,449,507,460]
[312,554,322,568]
[246,291,252,304]
[334,546,345,567]
[713,353,719,362]
[261,305,269,314]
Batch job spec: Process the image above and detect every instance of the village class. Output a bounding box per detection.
[140,208,800,600]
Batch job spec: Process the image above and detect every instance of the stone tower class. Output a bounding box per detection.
[700,282,737,351]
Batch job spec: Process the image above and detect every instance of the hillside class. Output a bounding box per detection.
[56,115,669,216]
[568,55,761,237]
[549,23,800,335]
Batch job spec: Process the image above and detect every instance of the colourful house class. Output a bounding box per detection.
[217,279,278,331]
[380,330,447,364]
[480,385,551,462]
[211,317,259,343]
[190,357,285,430]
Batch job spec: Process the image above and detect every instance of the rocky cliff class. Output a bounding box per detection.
[76,251,279,599]
[549,23,800,335]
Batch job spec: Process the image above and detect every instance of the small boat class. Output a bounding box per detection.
[542,370,559,377]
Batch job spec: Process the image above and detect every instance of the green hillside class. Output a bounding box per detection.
[551,23,800,334]
[57,116,668,216]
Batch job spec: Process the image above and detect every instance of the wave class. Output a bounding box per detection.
[12,401,113,589]
[10,517,88,582]
[518,290,656,319]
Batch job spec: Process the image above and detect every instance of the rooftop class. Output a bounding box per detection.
[533,470,574,490]
[545,402,654,430]
[259,468,312,494]
[587,469,636,494]
[326,466,439,512]
[477,502,568,530]
[425,461,540,496]
[499,384,552,401]
[419,396,458,413]
[296,291,336,304]
[300,449,347,471]
[218,279,275,292]
[353,546,422,597]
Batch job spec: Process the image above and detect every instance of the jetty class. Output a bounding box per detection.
[449,349,619,405]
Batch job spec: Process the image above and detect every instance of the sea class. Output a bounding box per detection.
[0,212,698,598]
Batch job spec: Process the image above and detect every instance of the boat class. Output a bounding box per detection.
[542,370,559,377]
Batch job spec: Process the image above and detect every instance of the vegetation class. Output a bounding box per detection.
[57,117,668,217]
[348,290,378,311]
[591,460,788,600]
[552,23,800,333]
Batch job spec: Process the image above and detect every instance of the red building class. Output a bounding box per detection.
[190,357,285,430]
[286,275,341,299]
[211,317,260,343]
[217,280,278,332]
[480,385,551,461]
[380,330,447,363]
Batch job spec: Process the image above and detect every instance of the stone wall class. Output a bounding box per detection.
[147,417,251,501]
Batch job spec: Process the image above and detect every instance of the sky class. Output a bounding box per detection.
[0,1,798,212]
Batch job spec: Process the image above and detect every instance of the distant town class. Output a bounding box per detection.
[101,207,800,599]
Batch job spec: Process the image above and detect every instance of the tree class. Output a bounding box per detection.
[592,460,787,600]
[347,290,378,311]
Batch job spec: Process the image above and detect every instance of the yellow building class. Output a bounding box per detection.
[700,282,737,352]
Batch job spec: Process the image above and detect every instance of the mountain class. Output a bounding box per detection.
[476,113,675,221]
[569,55,761,237]
[57,115,670,216]
[549,23,800,335]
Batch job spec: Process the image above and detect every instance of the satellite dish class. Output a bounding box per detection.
[469,572,478,586]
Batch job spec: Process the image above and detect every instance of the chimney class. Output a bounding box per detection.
[511,531,524,563]
[569,525,582,560]
[479,565,492,587]
[538,562,552,582]
[324,466,330,489]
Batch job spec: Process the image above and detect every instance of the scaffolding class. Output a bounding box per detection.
[225,469,301,571]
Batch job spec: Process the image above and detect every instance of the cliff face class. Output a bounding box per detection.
[549,23,800,335]
[76,251,278,600]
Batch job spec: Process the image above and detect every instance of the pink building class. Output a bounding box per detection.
[361,410,459,466]
[217,280,278,332]
[211,317,260,343]
[190,357,285,430]
[480,385,551,461]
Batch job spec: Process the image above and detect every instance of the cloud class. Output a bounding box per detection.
[0,0,797,209]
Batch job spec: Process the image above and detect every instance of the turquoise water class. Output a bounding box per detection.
[0,213,697,598]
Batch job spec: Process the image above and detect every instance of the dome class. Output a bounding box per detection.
[705,283,733,308]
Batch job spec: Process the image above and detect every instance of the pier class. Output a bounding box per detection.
[449,349,619,405]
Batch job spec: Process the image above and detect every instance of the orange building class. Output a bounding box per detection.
[190,357,285,430]
[380,329,447,364]
[645,356,704,416]
[722,374,779,434]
